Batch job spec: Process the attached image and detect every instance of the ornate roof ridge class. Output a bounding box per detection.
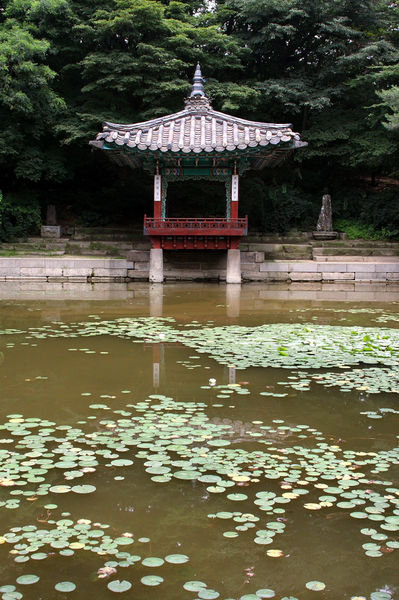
[103,106,293,133]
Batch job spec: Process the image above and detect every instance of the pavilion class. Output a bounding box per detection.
[90,64,306,282]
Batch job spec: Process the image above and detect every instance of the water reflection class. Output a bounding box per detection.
[0,280,398,304]
[149,283,164,317]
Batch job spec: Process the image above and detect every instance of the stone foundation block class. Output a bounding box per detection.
[321,272,355,280]
[91,276,126,282]
[132,261,150,271]
[20,267,62,277]
[127,270,149,279]
[240,252,257,263]
[376,262,399,272]
[355,272,387,280]
[62,268,93,277]
[126,250,150,262]
[92,268,128,277]
[41,225,61,238]
[348,263,376,272]
[317,263,347,272]
[243,271,288,281]
[259,262,289,272]
[288,262,318,272]
[240,263,260,272]
[387,272,399,280]
[289,272,322,281]
[66,276,89,282]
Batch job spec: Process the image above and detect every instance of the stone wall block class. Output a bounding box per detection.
[20,267,61,277]
[376,262,399,272]
[126,250,150,262]
[355,272,387,280]
[132,261,150,271]
[92,268,128,277]
[240,252,257,264]
[321,272,355,280]
[241,263,260,272]
[62,268,93,277]
[127,270,149,279]
[289,272,322,281]
[243,271,288,281]
[317,263,347,272]
[288,262,318,272]
[259,262,289,272]
[348,263,376,272]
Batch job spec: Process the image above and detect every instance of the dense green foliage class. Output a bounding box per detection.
[0,0,398,236]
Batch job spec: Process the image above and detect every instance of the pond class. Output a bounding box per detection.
[0,283,398,600]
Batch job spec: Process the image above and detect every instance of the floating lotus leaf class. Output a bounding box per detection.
[71,485,96,494]
[142,557,164,567]
[16,575,39,585]
[141,576,163,586]
[165,554,189,564]
[49,485,71,494]
[305,581,326,591]
[107,580,132,593]
[198,589,219,599]
[183,581,207,592]
[54,582,76,592]
[227,494,248,501]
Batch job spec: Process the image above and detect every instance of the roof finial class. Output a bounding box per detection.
[190,62,206,97]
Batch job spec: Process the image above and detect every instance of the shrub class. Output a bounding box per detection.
[335,219,399,241]
[0,193,41,241]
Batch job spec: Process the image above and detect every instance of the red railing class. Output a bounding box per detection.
[144,216,248,237]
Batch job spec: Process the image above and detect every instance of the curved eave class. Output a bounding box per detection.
[91,140,303,171]
[89,102,306,156]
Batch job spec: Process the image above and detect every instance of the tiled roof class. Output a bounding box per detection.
[90,64,306,157]
[91,96,304,155]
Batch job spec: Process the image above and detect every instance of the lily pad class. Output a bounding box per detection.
[141,576,163,586]
[305,581,326,591]
[16,575,40,585]
[142,557,164,567]
[107,580,132,593]
[54,582,76,592]
[165,554,189,564]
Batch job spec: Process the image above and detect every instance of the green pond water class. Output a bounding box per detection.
[0,284,398,600]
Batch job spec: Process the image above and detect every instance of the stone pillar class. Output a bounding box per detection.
[149,248,164,283]
[226,249,241,284]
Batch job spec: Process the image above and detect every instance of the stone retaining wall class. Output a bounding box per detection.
[0,257,133,282]
[0,254,398,282]
[241,259,399,282]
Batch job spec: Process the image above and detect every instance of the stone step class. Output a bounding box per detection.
[240,243,313,259]
[314,255,399,262]
[313,246,399,257]
[73,227,143,241]
[312,240,399,248]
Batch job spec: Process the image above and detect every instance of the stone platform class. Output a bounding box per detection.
[0,255,398,283]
